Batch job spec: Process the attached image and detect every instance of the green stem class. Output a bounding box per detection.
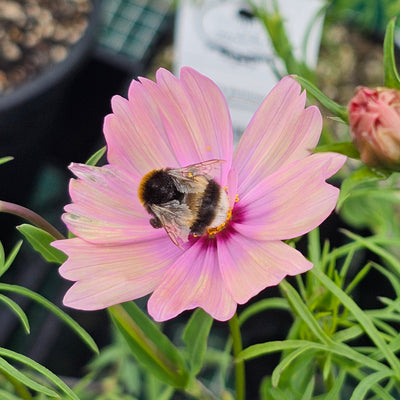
[0,201,64,240]
[229,313,245,400]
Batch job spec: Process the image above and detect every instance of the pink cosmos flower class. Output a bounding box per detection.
[53,67,346,322]
[349,86,400,171]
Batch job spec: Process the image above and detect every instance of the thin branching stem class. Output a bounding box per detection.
[0,201,65,240]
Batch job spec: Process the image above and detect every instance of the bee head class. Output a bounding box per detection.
[138,169,183,205]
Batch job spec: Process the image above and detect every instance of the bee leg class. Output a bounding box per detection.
[150,217,162,229]
[190,226,206,237]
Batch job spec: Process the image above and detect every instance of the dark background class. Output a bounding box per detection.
[0,57,133,368]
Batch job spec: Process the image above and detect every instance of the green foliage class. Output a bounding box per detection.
[0,294,30,334]
[339,169,400,237]
[383,18,400,89]
[249,0,315,81]
[238,228,400,399]
[0,348,80,399]
[0,240,98,398]
[0,156,13,166]
[313,142,359,159]
[0,241,22,278]
[337,166,391,209]
[86,146,107,166]
[108,302,189,389]
[71,330,175,400]
[182,308,213,376]
[17,224,67,263]
[0,282,98,355]
[294,76,349,123]
[327,0,400,35]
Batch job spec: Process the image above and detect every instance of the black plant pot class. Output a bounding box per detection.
[0,1,100,205]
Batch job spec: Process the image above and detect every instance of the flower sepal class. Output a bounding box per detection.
[108,302,190,389]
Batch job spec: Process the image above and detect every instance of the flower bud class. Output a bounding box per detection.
[348,86,400,171]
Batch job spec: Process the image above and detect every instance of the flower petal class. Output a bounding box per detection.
[63,163,164,244]
[53,236,182,310]
[138,67,233,185]
[234,76,322,194]
[226,167,238,208]
[218,235,312,304]
[104,81,179,177]
[148,238,236,321]
[235,153,346,240]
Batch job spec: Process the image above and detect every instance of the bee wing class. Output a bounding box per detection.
[168,159,225,193]
[170,159,225,177]
[150,201,192,247]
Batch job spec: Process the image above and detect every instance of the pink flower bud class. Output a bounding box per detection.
[348,86,400,171]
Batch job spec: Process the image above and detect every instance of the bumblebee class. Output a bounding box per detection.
[138,159,230,246]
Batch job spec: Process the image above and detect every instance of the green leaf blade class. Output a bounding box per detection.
[182,308,213,376]
[350,370,394,400]
[0,294,30,333]
[279,280,333,345]
[337,166,391,210]
[0,283,98,354]
[0,356,58,398]
[0,241,23,278]
[0,348,80,400]
[239,339,312,362]
[109,302,189,388]
[0,156,13,166]
[313,142,359,159]
[310,267,400,376]
[239,339,389,373]
[383,18,400,89]
[0,388,23,400]
[17,224,67,264]
[294,75,349,122]
[271,345,316,388]
[86,146,107,166]
[239,297,290,326]
[0,242,4,271]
